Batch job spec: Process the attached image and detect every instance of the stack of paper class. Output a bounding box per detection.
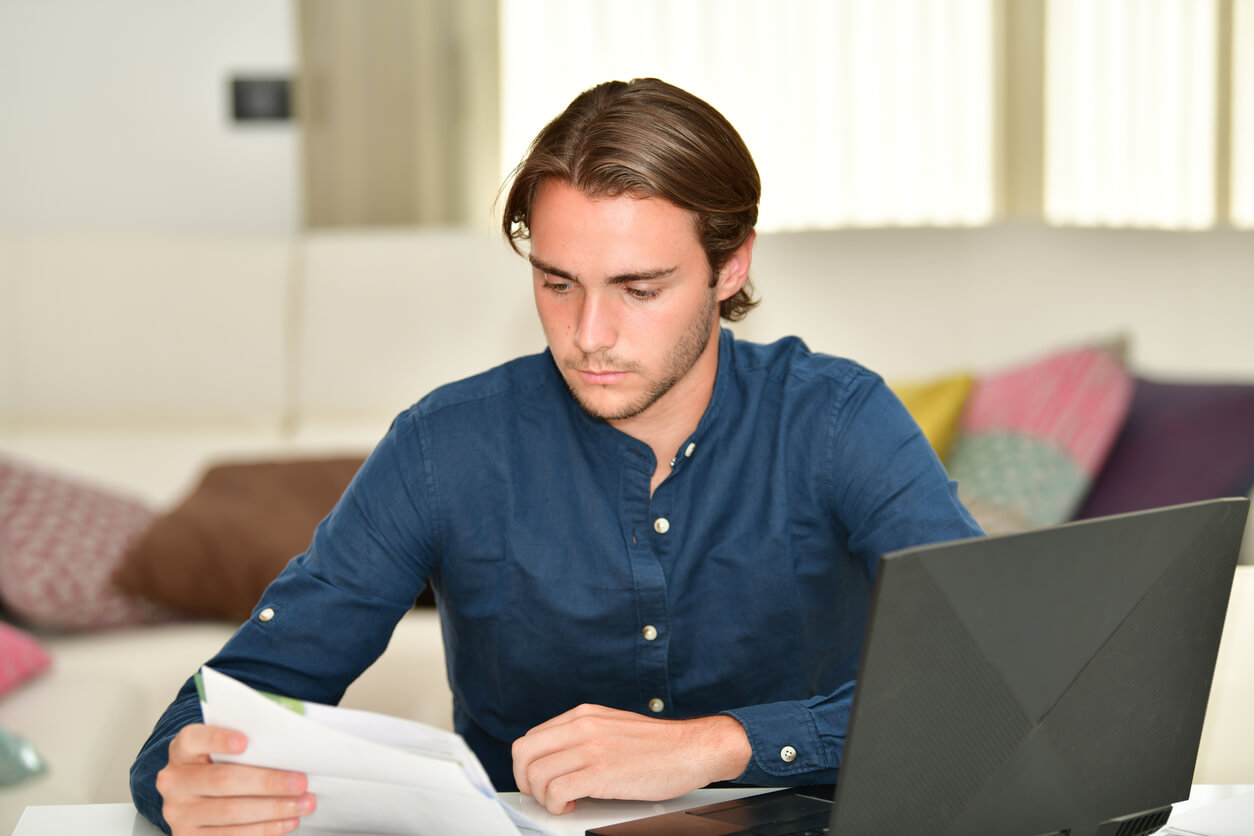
[198,666,555,836]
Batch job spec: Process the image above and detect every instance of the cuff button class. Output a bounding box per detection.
[780,745,797,763]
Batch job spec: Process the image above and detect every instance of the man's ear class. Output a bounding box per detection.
[715,231,756,302]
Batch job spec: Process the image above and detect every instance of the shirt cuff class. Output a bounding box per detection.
[722,695,847,785]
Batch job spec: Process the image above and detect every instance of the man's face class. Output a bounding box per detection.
[527,179,731,424]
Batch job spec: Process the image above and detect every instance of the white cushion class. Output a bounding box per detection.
[298,229,545,427]
[6,234,290,430]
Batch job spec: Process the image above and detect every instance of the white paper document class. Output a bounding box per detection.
[198,666,556,836]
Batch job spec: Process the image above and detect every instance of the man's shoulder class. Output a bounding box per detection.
[404,350,557,420]
[730,333,880,398]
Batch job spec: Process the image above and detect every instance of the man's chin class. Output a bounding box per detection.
[568,382,651,423]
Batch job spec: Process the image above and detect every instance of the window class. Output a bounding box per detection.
[1232,0,1254,227]
[1043,0,1220,230]
[499,0,996,231]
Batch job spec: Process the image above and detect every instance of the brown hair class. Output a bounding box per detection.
[501,78,760,321]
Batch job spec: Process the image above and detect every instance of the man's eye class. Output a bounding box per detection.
[543,278,574,293]
[626,287,660,301]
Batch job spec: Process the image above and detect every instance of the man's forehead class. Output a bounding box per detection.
[528,181,701,250]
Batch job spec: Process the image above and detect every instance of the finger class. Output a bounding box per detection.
[519,743,603,815]
[164,792,315,832]
[512,725,572,796]
[534,767,589,816]
[160,761,309,800]
[513,705,607,792]
[168,724,247,764]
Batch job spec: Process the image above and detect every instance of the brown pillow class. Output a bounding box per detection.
[111,457,365,621]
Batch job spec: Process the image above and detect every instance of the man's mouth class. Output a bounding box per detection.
[576,369,628,385]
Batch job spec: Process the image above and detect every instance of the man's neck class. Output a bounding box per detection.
[609,330,721,497]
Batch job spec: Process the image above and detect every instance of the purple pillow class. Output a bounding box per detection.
[1075,378,1254,519]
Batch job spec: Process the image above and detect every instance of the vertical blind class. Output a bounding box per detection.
[1044,0,1220,230]
[1234,0,1254,228]
[498,0,1248,230]
[499,0,996,232]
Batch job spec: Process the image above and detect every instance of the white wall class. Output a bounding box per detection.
[0,0,299,235]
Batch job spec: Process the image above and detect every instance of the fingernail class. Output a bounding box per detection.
[228,733,247,753]
[297,793,316,814]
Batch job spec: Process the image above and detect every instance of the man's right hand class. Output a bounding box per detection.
[156,724,315,835]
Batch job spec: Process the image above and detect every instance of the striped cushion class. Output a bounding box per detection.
[0,621,50,697]
[0,457,175,630]
[947,344,1134,533]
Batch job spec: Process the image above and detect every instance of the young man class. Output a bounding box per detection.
[133,78,982,834]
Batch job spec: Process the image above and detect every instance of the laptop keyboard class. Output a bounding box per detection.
[692,793,834,835]
[746,811,831,835]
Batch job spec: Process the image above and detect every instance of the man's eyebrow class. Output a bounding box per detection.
[528,255,677,285]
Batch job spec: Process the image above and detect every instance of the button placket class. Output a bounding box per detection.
[620,458,671,735]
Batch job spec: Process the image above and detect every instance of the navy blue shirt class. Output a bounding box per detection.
[131,331,981,830]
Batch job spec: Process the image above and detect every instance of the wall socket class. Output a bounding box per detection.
[230,76,293,122]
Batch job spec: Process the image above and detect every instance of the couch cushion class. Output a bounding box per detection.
[112,457,365,620]
[0,623,50,698]
[889,373,974,462]
[0,671,144,833]
[1075,378,1254,521]
[298,230,545,428]
[0,456,174,630]
[7,235,289,428]
[946,343,1134,533]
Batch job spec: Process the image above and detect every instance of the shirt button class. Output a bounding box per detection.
[258,607,276,623]
[780,745,797,763]
[648,698,665,713]
[684,442,696,458]
[642,625,658,641]
[653,517,670,534]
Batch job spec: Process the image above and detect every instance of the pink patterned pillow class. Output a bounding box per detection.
[0,457,176,630]
[946,344,1134,533]
[0,621,51,696]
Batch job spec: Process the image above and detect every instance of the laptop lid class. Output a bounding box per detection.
[829,497,1248,835]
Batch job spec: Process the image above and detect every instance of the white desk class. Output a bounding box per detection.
[10,788,770,836]
[12,786,1252,836]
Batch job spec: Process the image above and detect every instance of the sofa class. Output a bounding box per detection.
[2,224,1253,833]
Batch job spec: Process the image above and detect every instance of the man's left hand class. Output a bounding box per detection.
[511,703,752,815]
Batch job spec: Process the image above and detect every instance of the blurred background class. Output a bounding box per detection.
[1,0,1252,476]
[1,0,1250,234]
[2,6,1254,827]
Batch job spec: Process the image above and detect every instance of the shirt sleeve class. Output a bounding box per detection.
[128,410,440,832]
[727,368,983,786]
[828,368,984,576]
[722,685,852,785]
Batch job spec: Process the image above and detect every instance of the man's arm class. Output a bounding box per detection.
[511,704,752,815]
[129,412,438,833]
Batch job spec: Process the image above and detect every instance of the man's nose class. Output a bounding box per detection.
[573,293,616,355]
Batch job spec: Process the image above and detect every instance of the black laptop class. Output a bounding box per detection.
[588,498,1249,836]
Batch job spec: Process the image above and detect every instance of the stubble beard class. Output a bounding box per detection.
[565,289,719,422]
